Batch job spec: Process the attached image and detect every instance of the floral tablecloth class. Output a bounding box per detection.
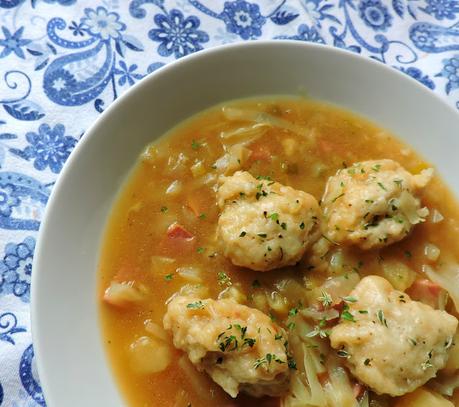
[0,0,458,405]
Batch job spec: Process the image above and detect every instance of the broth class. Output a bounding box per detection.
[99,97,459,406]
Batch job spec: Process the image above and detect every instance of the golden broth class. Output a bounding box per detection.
[99,97,459,407]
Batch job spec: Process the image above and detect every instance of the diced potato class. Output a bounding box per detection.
[178,284,209,298]
[129,336,171,374]
[393,387,454,407]
[266,290,289,315]
[150,256,175,274]
[103,281,147,308]
[165,180,182,195]
[144,319,169,342]
[251,290,269,313]
[190,160,206,178]
[217,285,247,303]
[424,243,441,262]
[176,266,203,283]
[381,260,416,291]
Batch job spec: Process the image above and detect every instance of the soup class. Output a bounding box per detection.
[99,97,459,407]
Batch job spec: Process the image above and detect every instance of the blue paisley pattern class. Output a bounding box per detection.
[0,0,458,406]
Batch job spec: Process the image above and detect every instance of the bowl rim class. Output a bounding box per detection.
[30,39,459,405]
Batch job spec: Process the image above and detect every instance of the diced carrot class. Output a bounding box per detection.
[167,222,194,240]
[317,371,329,386]
[250,144,271,162]
[353,382,366,399]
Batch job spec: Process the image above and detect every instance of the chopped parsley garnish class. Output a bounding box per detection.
[287,356,297,370]
[256,175,272,181]
[191,139,201,150]
[299,222,305,230]
[358,310,368,314]
[281,222,287,230]
[198,213,206,220]
[287,322,296,331]
[257,233,267,238]
[216,357,223,364]
[306,324,330,339]
[377,182,387,191]
[160,206,168,213]
[196,247,205,254]
[252,279,261,288]
[394,179,403,187]
[217,271,231,286]
[377,309,388,327]
[239,231,247,237]
[421,351,433,370]
[164,273,173,281]
[408,338,417,346]
[331,192,345,203]
[187,301,204,309]
[342,296,358,303]
[404,250,412,259]
[269,213,279,221]
[337,349,350,358]
[372,164,381,172]
[318,291,332,308]
[364,358,371,366]
[341,310,356,322]
[274,333,283,340]
[254,353,285,369]
[288,307,298,317]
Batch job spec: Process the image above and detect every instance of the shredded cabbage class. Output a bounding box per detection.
[423,263,459,310]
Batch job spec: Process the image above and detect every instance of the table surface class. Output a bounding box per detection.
[0,0,458,405]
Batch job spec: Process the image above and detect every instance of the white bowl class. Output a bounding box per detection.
[32,41,459,406]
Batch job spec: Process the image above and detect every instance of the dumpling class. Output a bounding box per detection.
[330,275,458,396]
[321,159,433,249]
[216,171,320,271]
[163,295,292,398]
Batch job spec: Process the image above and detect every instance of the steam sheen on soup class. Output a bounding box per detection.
[99,98,459,407]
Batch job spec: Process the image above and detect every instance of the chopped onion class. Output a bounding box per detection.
[165,180,182,195]
[220,123,268,141]
[267,290,289,314]
[424,243,441,262]
[431,209,445,224]
[423,263,459,310]
[177,283,209,299]
[190,160,206,178]
[381,260,416,291]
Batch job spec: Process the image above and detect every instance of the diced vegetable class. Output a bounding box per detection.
[190,160,206,178]
[381,260,416,291]
[178,356,215,401]
[393,387,454,407]
[178,284,209,298]
[103,281,147,308]
[406,278,446,309]
[431,209,445,224]
[251,290,269,313]
[176,266,203,283]
[421,264,459,309]
[220,123,268,141]
[218,285,247,303]
[314,273,361,305]
[129,336,171,374]
[165,180,183,195]
[213,143,251,174]
[144,319,169,342]
[424,243,441,262]
[167,223,194,240]
[266,290,289,315]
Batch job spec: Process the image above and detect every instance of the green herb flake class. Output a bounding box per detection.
[252,279,261,288]
[199,213,206,220]
[377,309,388,327]
[217,271,231,286]
[160,206,168,213]
[187,301,204,309]
[318,291,333,308]
[342,296,358,303]
[239,231,247,237]
[337,349,350,358]
[287,322,296,331]
[404,250,412,259]
[299,222,305,230]
[257,233,267,238]
[331,192,345,203]
[372,164,381,172]
[341,310,356,322]
[164,273,173,281]
[377,182,387,191]
[288,307,298,317]
[191,140,201,150]
[408,338,417,346]
[269,213,279,221]
[364,358,371,366]
[196,247,205,254]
